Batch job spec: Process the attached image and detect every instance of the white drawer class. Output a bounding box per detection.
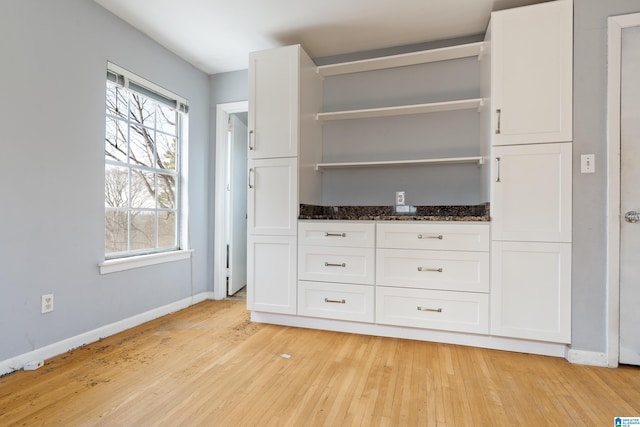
[376,222,489,251]
[376,286,489,334]
[376,249,489,292]
[298,221,375,248]
[298,245,375,285]
[298,281,374,322]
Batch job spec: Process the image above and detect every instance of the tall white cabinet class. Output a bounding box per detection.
[247,45,322,314]
[488,0,573,344]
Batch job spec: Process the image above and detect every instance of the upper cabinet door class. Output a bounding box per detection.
[491,0,573,145]
[248,45,300,159]
[491,142,572,242]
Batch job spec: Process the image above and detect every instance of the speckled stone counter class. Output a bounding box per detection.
[299,204,490,221]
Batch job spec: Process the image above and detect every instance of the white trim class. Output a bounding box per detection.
[250,312,569,359]
[99,250,193,275]
[213,101,249,301]
[0,292,214,376]
[606,12,640,369]
[566,349,609,367]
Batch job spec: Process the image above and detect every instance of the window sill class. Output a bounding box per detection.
[99,250,193,275]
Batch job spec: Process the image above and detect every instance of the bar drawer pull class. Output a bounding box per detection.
[417,267,443,272]
[325,232,346,237]
[325,298,346,304]
[324,262,346,267]
[417,234,443,240]
[417,306,442,313]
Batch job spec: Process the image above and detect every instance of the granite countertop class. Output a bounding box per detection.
[299,204,490,222]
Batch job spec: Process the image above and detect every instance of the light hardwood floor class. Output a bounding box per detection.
[1,300,638,426]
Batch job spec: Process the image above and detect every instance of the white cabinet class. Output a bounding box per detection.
[374,222,490,333]
[247,235,297,315]
[247,44,322,315]
[297,221,376,322]
[490,0,573,145]
[376,287,489,334]
[491,142,572,242]
[248,45,299,159]
[491,241,571,343]
[247,157,298,236]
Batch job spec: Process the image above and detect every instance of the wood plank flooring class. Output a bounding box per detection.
[1,300,639,426]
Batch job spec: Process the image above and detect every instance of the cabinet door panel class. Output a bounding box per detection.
[247,158,298,236]
[491,0,572,144]
[248,45,299,159]
[490,241,571,343]
[491,143,572,242]
[247,235,296,314]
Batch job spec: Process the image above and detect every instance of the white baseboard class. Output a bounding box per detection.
[251,312,569,359]
[566,349,610,367]
[0,292,214,376]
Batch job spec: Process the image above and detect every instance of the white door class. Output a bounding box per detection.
[620,25,640,366]
[491,143,572,242]
[247,235,297,314]
[248,45,299,159]
[490,0,572,145]
[227,114,248,296]
[247,157,298,236]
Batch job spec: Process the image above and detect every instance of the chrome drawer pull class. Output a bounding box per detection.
[417,234,443,240]
[417,267,443,273]
[325,262,346,267]
[325,298,346,304]
[417,306,442,313]
[325,232,346,237]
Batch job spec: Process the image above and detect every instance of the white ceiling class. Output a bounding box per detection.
[94,0,547,75]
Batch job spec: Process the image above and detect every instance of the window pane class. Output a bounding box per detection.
[130,211,156,251]
[157,173,176,209]
[157,104,176,135]
[105,165,129,208]
[106,82,128,118]
[129,93,155,128]
[129,125,155,168]
[158,211,176,248]
[105,210,128,254]
[131,170,155,209]
[156,133,176,170]
[105,117,128,163]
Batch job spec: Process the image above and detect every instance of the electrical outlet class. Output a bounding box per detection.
[396,191,405,206]
[581,154,595,173]
[41,294,54,314]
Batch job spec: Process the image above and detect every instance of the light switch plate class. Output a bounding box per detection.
[581,154,595,173]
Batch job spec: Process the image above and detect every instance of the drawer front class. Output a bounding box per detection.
[298,246,375,285]
[299,221,375,248]
[376,286,489,334]
[376,222,489,251]
[376,249,489,292]
[298,281,374,322]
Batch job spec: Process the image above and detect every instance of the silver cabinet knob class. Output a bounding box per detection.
[625,211,640,223]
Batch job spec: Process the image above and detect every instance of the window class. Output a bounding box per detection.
[104,63,188,259]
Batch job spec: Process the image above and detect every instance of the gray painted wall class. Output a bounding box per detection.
[0,0,210,362]
[572,0,640,353]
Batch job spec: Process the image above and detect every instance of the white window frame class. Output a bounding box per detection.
[100,62,191,274]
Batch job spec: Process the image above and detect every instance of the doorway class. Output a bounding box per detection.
[214,101,249,299]
[607,13,640,367]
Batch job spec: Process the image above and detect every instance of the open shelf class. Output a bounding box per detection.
[315,156,485,171]
[317,42,484,77]
[316,98,483,121]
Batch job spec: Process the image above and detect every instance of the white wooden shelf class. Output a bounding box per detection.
[316,98,483,121]
[317,42,484,77]
[315,156,485,171]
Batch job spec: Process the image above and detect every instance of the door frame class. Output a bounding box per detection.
[213,101,249,300]
[606,12,640,368]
